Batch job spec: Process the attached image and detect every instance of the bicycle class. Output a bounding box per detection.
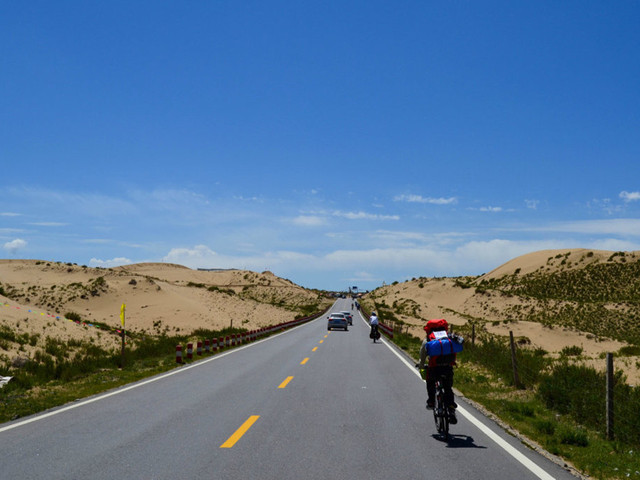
[432,374,450,440]
[370,324,381,343]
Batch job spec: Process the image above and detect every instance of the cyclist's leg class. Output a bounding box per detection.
[442,367,456,407]
[425,368,435,409]
[442,367,458,424]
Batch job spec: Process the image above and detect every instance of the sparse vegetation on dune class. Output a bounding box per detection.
[467,251,640,344]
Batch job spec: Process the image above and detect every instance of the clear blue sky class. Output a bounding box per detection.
[2,1,639,290]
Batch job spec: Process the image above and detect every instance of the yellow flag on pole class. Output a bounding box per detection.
[120,303,126,327]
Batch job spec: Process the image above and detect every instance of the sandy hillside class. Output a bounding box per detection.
[363,249,640,385]
[0,260,331,362]
[479,248,638,280]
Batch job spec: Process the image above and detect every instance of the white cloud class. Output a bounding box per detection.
[453,239,553,270]
[89,257,133,268]
[0,212,21,217]
[332,210,399,221]
[324,248,444,270]
[525,199,539,210]
[620,191,640,202]
[152,234,640,291]
[368,230,474,249]
[3,238,27,254]
[394,194,457,205]
[291,215,327,227]
[163,245,220,264]
[588,198,622,215]
[11,183,640,290]
[588,239,640,251]
[345,271,380,285]
[321,239,571,278]
[28,222,69,227]
[161,245,317,272]
[233,195,261,202]
[370,230,431,244]
[539,219,640,236]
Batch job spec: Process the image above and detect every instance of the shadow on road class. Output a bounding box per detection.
[431,433,487,449]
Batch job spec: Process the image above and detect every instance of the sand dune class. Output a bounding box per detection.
[0,260,330,362]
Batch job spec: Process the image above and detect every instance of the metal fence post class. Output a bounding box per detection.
[509,331,521,388]
[606,352,614,440]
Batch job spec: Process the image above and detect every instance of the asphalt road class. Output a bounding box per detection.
[1,299,578,479]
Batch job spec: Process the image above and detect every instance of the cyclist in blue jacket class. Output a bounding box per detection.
[416,319,459,424]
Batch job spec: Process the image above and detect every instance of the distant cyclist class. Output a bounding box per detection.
[369,311,380,342]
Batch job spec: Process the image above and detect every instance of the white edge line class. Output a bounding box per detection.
[0,313,327,435]
[357,311,555,480]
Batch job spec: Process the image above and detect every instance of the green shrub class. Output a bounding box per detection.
[504,401,535,418]
[207,286,235,295]
[612,381,640,444]
[460,335,548,388]
[558,425,589,447]
[44,337,68,360]
[534,419,556,435]
[295,303,322,318]
[538,362,605,429]
[65,311,82,322]
[618,345,640,356]
[560,345,583,357]
[0,325,17,343]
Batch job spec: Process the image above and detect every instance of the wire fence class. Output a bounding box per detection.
[460,322,640,445]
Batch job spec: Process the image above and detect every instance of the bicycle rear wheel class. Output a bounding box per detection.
[434,382,449,439]
[440,410,449,438]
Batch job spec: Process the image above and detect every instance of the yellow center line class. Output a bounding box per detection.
[312,347,318,352]
[319,340,324,344]
[300,357,309,365]
[324,334,328,338]
[220,415,260,448]
[278,376,294,388]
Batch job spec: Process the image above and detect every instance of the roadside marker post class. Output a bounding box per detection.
[119,303,126,368]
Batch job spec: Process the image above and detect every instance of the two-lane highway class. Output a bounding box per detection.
[1,299,577,479]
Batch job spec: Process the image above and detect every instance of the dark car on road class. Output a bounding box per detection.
[340,311,353,325]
